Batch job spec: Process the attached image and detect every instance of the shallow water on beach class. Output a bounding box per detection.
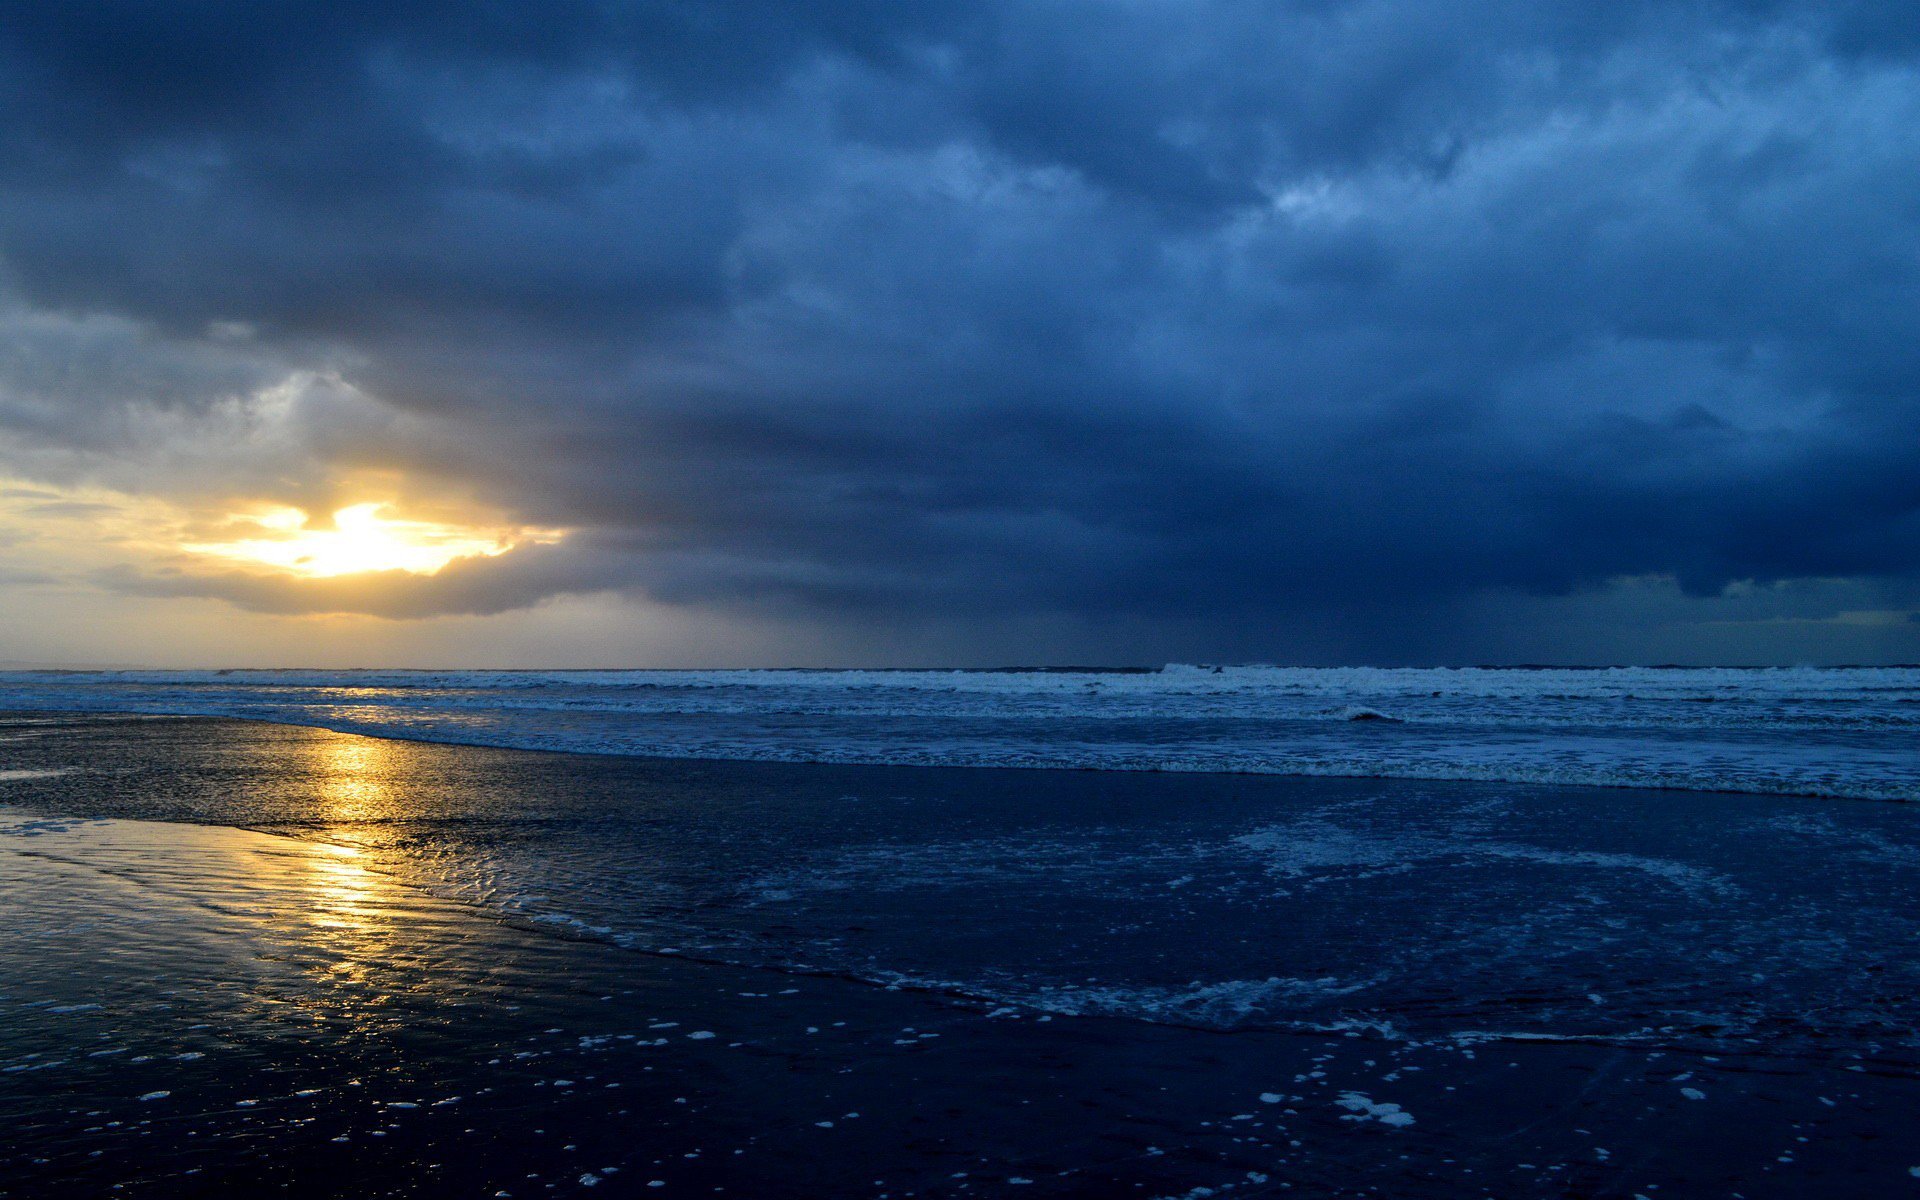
[7,714,1920,1197]
[11,810,1915,1199]
[5,712,1920,1062]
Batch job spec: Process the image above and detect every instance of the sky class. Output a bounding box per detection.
[1,1,1918,667]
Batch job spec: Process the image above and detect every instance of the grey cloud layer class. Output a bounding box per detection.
[2,1,1918,647]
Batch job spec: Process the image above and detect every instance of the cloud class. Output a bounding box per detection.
[95,539,622,618]
[2,2,1919,659]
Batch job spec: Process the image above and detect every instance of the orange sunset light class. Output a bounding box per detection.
[185,502,552,578]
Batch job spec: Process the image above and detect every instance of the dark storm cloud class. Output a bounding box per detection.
[3,1,1920,647]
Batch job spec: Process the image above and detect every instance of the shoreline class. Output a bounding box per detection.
[2,706,1912,806]
[6,798,1905,1062]
[6,712,1920,1195]
[8,808,1920,1198]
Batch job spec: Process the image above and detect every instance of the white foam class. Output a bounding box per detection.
[1233,820,1730,895]
[1033,974,1380,1026]
[1335,1091,1415,1127]
[1,665,1915,800]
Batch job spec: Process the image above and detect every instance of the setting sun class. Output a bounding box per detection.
[186,502,528,577]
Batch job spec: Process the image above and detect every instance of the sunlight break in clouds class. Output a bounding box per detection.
[185,502,546,578]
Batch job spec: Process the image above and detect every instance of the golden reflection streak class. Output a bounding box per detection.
[297,734,406,989]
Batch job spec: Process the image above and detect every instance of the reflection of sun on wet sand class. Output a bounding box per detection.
[8,717,1920,1198]
[304,737,398,940]
[304,843,380,929]
[9,799,1920,1199]
[311,733,402,830]
[275,735,420,990]
[0,809,446,1015]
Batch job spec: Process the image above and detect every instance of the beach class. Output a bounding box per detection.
[5,711,1920,1197]
[10,0,1920,1190]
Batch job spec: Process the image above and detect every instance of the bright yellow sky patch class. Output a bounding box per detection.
[0,479,565,586]
[185,502,533,577]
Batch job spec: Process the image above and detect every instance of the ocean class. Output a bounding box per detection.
[5,671,1920,1195]
[2,664,1917,799]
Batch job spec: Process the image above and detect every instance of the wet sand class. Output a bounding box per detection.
[4,719,1920,1197]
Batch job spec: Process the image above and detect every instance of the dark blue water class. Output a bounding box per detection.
[4,665,1918,801]
[6,711,1920,1062]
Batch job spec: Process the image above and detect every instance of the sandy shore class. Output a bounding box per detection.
[5,803,1918,1198]
[8,713,1920,1197]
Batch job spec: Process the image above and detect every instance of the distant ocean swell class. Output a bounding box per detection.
[1,665,1917,801]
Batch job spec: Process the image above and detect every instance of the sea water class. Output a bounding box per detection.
[0,664,1916,800]
[4,706,1919,1057]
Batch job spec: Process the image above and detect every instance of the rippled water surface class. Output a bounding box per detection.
[5,712,1919,1061]
[2,665,1919,800]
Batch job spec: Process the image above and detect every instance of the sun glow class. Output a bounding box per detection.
[186,502,531,577]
